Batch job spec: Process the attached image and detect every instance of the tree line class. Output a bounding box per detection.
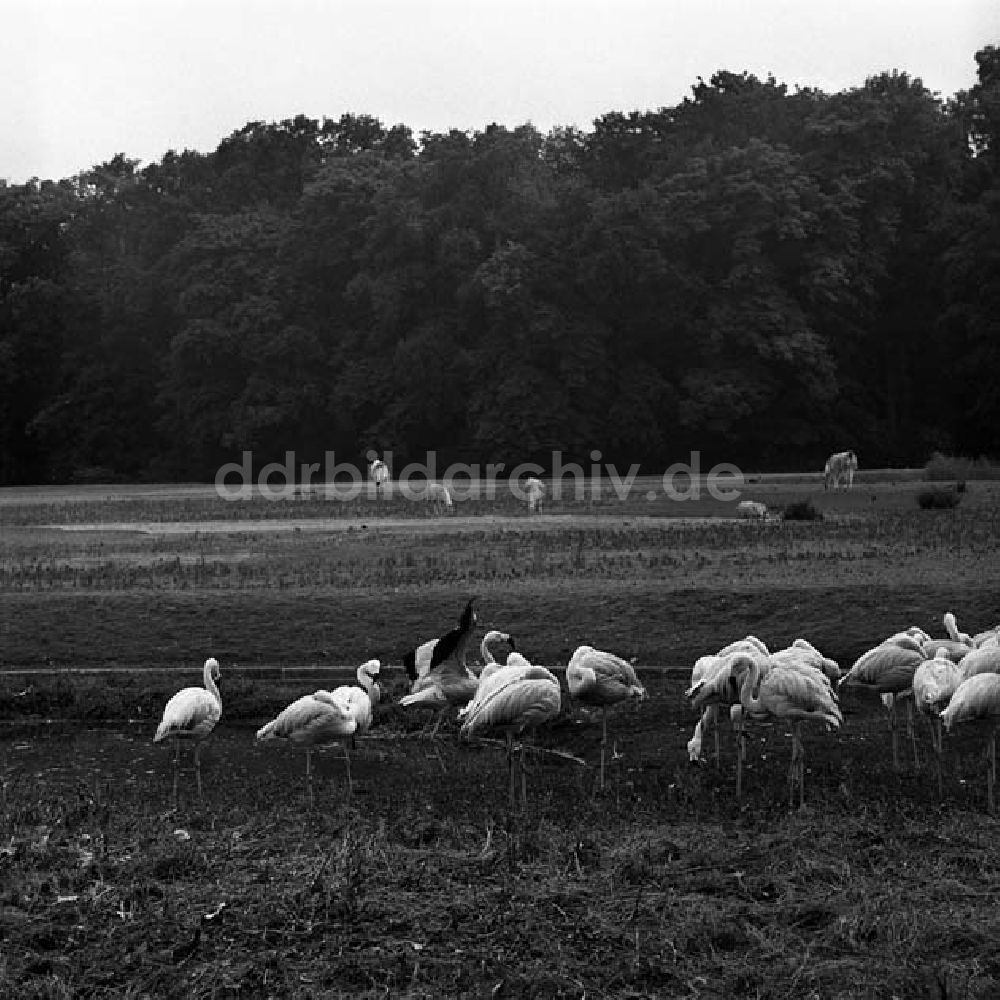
[1,49,998,485]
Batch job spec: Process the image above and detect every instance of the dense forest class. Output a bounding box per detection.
[1,48,999,485]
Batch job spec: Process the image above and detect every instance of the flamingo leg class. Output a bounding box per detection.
[171,740,181,808]
[521,743,527,810]
[735,720,744,802]
[907,699,919,770]
[194,743,204,801]
[986,729,997,815]
[506,733,516,812]
[796,725,806,810]
[933,716,944,800]
[600,710,608,790]
[305,749,315,808]
[887,698,899,772]
[712,706,721,767]
[344,743,353,803]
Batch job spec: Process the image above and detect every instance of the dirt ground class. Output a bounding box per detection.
[3,480,1000,998]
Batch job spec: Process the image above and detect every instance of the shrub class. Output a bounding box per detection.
[925,452,1000,482]
[917,487,963,510]
[782,499,824,521]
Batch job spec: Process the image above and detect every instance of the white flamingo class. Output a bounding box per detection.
[566,645,646,789]
[153,657,223,807]
[838,634,925,770]
[943,611,974,648]
[255,690,357,807]
[685,636,769,765]
[731,652,842,808]
[912,647,963,797]
[941,673,1000,813]
[956,642,1000,680]
[458,662,561,810]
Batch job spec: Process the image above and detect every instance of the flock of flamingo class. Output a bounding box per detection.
[153,603,1000,813]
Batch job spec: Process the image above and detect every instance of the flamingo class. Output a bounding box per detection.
[731,652,842,808]
[255,688,358,807]
[940,673,1000,813]
[685,636,769,765]
[458,662,561,810]
[153,657,223,807]
[566,645,646,789]
[480,630,516,667]
[838,635,925,770]
[955,642,1000,680]
[912,647,964,798]
[943,611,974,648]
[329,659,381,785]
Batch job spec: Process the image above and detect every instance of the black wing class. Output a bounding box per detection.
[429,598,477,670]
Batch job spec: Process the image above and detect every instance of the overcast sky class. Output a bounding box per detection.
[2,0,998,184]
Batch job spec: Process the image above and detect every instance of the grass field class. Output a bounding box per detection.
[3,474,1000,998]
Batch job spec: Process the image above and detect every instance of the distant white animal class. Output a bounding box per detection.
[823,450,858,490]
[154,657,223,807]
[369,457,390,496]
[427,481,453,515]
[523,477,545,513]
[736,500,768,520]
[566,645,646,789]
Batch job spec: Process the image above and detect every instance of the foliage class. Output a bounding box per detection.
[781,499,824,521]
[917,487,963,509]
[925,451,1000,481]
[2,52,1000,482]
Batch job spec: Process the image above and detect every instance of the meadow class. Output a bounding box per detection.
[2,474,1000,998]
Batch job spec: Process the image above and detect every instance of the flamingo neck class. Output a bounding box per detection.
[203,661,221,705]
[737,656,762,714]
[481,634,500,665]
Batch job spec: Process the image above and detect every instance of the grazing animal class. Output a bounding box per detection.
[427,481,453,515]
[940,673,1000,813]
[255,690,357,807]
[823,450,858,490]
[459,662,562,810]
[523,477,545,513]
[731,652,842,808]
[736,500,768,520]
[369,457,390,497]
[566,645,647,789]
[153,657,223,808]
